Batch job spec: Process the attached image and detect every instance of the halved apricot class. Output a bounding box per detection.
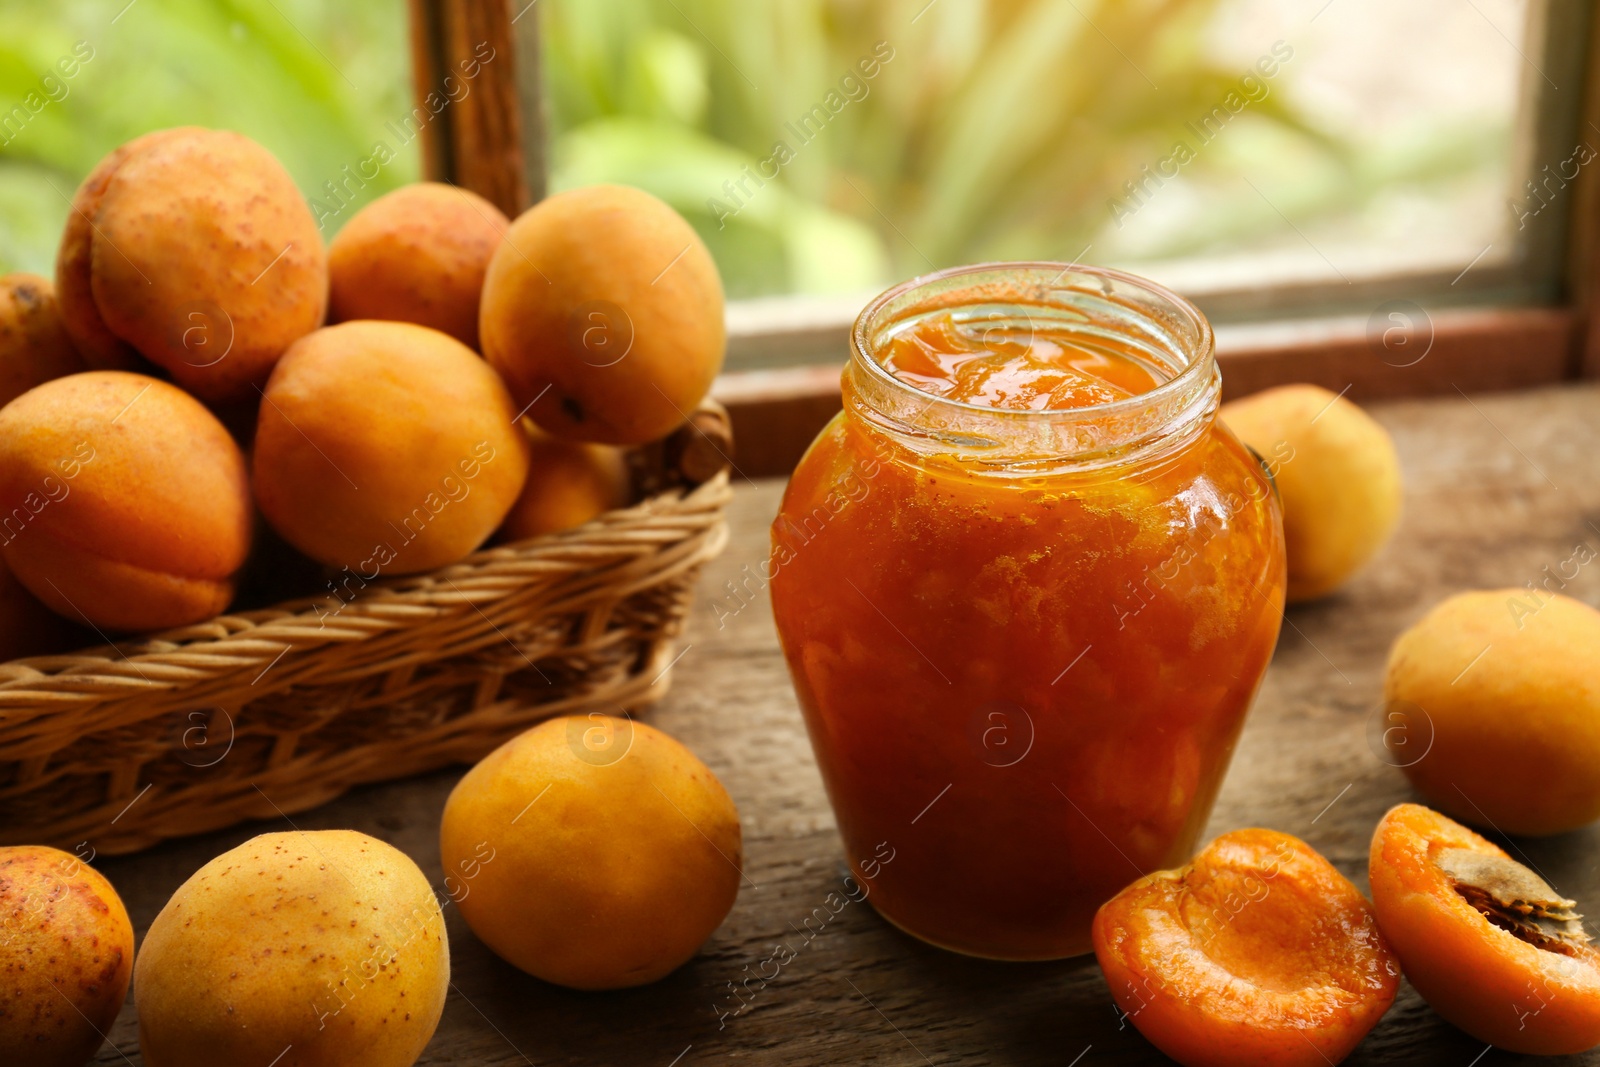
[1369,802,1600,1054]
[1094,828,1399,1067]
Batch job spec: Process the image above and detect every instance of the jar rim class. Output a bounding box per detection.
[849,259,1215,421]
[845,261,1221,472]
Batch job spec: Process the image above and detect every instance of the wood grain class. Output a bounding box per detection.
[90,383,1600,1065]
[409,0,528,217]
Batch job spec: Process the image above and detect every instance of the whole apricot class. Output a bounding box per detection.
[1384,589,1600,836]
[0,274,85,409]
[0,372,252,631]
[0,845,134,1067]
[135,830,449,1067]
[500,421,631,540]
[328,182,508,349]
[55,127,194,372]
[56,127,327,402]
[480,184,725,445]
[1094,828,1398,1067]
[253,321,530,574]
[1371,803,1600,1054]
[1221,384,1401,602]
[440,715,742,990]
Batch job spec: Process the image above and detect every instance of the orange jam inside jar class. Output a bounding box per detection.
[769,263,1286,960]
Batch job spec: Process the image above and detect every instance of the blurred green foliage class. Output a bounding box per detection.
[545,0,1507,297]
[0,0,1507,300]
[0,0,415,277]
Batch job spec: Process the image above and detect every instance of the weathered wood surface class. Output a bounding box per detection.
[91,383,1600,1065]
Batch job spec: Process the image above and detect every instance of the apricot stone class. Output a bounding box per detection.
[328,182,508,349]
[0,274,85,409]
[1221,384,1401,602]
[440,715,742,990]
[0,845,134,1067]
[0,372,252,632]
[253,321,530,575]
[56,127,327,402]
[481,184,724,445]
[500,421,631,540]
[1371,803,1600,1054]
[135,831,449,1067]
[1384,589,1600,836]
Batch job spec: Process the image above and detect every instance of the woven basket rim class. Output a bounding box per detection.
[0,471,732,692]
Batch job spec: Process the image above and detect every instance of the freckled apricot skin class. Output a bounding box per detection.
[1221,385,1401,603]
[1385,590,1600,836]
[499,421,631,540]
[1369,803,1600,1055]
[253,321,530,574]
[328,182,508,349]
[0,372,252,632]
[55,127,196,373]
[0,274,86,409]
[57,127,328,403]
[440,716,742,990]
[480,184,725,445]
[134,830,449,1067]
[0,846,133,1067]
[1094,828,1399,1067]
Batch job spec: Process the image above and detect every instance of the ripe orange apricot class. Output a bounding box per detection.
[1369,803,1600,1054]
[500,421,631,540]
[1094,828,1398,1067]
[0,274,85,409]
[328,182,508,349]
[0,372,252,631]
[55,127,195,372]
[0,845,135,1067]
[480,184,724,445]
[253,321,530,574]
[57,127,327,402]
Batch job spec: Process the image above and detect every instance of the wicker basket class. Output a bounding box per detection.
[0,403,734,855]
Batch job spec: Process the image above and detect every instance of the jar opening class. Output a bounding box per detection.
[846,262,1219,473]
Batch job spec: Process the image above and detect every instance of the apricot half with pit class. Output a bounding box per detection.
[480,184,725,445]
[328,182,508,349]
[253,321,530,574]
[1385,589,1600,836]
[1370,802,1600,1054]
[0,845,134,1067]
[56,127,327,402]
[1094,828,1399,1067]
[0,371,252,631]
[1221,384,1402,602]
[0,273,85,409]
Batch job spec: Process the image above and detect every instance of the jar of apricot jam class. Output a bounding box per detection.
[769,263,1286,959]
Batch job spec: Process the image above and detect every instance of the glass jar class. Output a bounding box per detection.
[768,263,1286,960]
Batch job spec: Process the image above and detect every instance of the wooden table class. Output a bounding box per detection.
[92,383,1600,1066]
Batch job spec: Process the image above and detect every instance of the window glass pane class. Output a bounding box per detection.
[0,0,416,275]
[542,0,1531,302]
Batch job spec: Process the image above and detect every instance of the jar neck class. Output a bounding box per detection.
[844,262,1220,477]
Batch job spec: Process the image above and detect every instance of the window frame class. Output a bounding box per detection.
[409,0,1600,475]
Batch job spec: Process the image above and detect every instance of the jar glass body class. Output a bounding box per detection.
[768,263,1286,960]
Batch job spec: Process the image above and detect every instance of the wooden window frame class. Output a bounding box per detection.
[410,0,1600,476]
